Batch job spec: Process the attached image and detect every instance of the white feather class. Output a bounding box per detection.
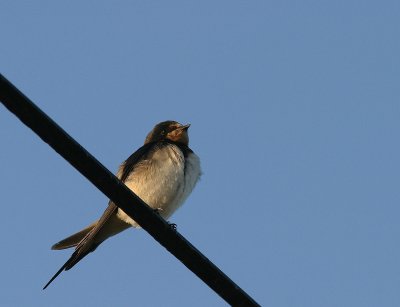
[116,144,201,227]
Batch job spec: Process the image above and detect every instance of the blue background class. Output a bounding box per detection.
[1,1,399,306]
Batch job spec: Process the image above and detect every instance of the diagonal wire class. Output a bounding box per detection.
[0,74,260,306]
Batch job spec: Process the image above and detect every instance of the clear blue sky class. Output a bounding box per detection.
[1,1,399,306]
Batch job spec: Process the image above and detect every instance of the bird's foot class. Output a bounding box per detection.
[153,209,177,230]
[168,222,177,230]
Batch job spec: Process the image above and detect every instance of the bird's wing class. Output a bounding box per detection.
[118,141,158,181]
[44,142,160,289]
[63,142,161,264]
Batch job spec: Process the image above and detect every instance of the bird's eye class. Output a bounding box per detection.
[161,129,166,135]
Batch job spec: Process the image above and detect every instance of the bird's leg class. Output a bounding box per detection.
[153,208,177,230]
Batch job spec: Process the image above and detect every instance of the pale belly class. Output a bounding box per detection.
[116,145,200,227]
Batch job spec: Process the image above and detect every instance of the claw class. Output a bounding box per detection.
[153,209,176,230]
[169,223,177,230]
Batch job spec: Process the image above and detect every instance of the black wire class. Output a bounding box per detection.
[0,74,260,306]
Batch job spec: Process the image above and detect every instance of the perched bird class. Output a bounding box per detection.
[43,120,201,289]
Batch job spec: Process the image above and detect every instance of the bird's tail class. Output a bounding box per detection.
[51,222,97,250]
[43,240,96,290]
[43,225,101,290]
[44,204,130,289]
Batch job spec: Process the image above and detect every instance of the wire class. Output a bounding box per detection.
[0,74,260,306]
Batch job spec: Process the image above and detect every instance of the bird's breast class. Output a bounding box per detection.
[117,144,201,227]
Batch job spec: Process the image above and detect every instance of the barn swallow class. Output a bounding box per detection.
[43,120,201,289]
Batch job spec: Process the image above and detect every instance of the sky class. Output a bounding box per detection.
[1,1,400,306]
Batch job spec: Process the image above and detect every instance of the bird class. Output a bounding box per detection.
[43,120,201,289]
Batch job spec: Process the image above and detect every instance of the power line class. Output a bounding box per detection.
[0,74,260,306]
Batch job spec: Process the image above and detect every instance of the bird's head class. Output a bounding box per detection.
[145,120,191,145]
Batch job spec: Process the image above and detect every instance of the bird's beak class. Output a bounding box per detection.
[178,124,190,131]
